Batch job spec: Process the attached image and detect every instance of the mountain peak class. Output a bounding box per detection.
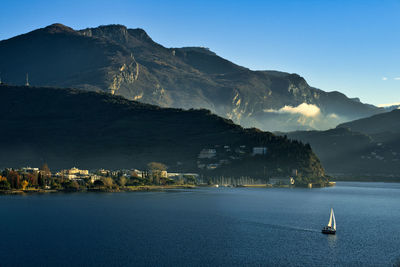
[0,23,383,132]
[78,24,155,45]
[43,23,76,34]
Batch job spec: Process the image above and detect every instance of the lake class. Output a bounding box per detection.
[1,182,400,266]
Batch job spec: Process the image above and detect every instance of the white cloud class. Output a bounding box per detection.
[394,77,400,80]
[382,77,388,81]
[328,113,339,119]
[378,102,400,107]
[264,103,321,117]
[280,103,321,117]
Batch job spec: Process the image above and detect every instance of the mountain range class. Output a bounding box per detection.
[0,23,385,131]
[0,84,325,180]
[285,109,400,179]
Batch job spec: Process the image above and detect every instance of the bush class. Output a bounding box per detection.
[93,179,104,187]
[102,177,114,189]
[62,180,80,191]
[118,177,127,187]
[0,180,11,190]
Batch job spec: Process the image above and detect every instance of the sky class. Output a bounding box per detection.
[1,0,399,106]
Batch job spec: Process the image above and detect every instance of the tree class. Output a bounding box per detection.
[102,177,114,189]
[40,163,51,176]
[147,162,167,185]
[50,179,62,190]
[62,180,80,191]
[21,180,29,190]
[93,179,104,188]
[26,173,38,186]
[153,175,160,185]
[147,162,167,171]
[0,180,10,190]
[38,173,46,188]
[185,175,196,185]
[132,179,142,186]
[165,178,175,185]
[40,163,51,184]
[7,171,20,189]
[118,177,127,187]
[0,176,10,190]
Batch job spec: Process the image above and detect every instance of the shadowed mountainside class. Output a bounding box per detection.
[0,85,325,179]
[337,109,400,135]
[0,23,383,131]
[285,109,400,178]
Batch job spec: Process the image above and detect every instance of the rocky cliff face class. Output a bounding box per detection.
[0,24,384,131]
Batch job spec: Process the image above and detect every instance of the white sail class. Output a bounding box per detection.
[332,209,336,230]
[327,208,333,227]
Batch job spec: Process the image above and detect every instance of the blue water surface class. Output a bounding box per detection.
[1,182,399,266]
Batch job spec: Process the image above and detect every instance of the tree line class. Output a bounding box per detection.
[0,162,198,192]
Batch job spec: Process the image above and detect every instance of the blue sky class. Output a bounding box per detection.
[1,0,399,106]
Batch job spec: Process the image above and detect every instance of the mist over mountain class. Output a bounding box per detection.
[0,85,325,179]
[286,109,400,179]
[0,23,383,131]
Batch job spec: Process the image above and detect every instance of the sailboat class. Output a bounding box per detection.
[322,208,336,235]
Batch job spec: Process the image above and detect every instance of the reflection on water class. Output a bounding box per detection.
[326,234,338,249]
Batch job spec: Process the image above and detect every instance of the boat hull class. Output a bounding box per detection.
[321,229,336,235]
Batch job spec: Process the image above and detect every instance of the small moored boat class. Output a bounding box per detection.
[322,208,336,235]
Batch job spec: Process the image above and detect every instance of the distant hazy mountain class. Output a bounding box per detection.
[286,109,400,178]
[337,109,400,135]
[0,24,383,131]
[0,85,325,179]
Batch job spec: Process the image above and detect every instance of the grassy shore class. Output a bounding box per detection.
[0,185,197,194]
[0,189,59,194]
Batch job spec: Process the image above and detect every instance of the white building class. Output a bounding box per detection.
[60,167,90,179]
[131,169,144,178]
[21,167,39,173]
[68,167,89,175]
[65,174,77,179]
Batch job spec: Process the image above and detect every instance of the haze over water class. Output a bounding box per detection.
[1,182,399,266]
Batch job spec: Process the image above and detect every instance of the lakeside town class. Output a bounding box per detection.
[0,159,332,194]
[0,143,332,194]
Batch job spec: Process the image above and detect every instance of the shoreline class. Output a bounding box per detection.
[330,176,400,183]
[0,183,338,195]
[0,185,197,195]
[7,180,400,195]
